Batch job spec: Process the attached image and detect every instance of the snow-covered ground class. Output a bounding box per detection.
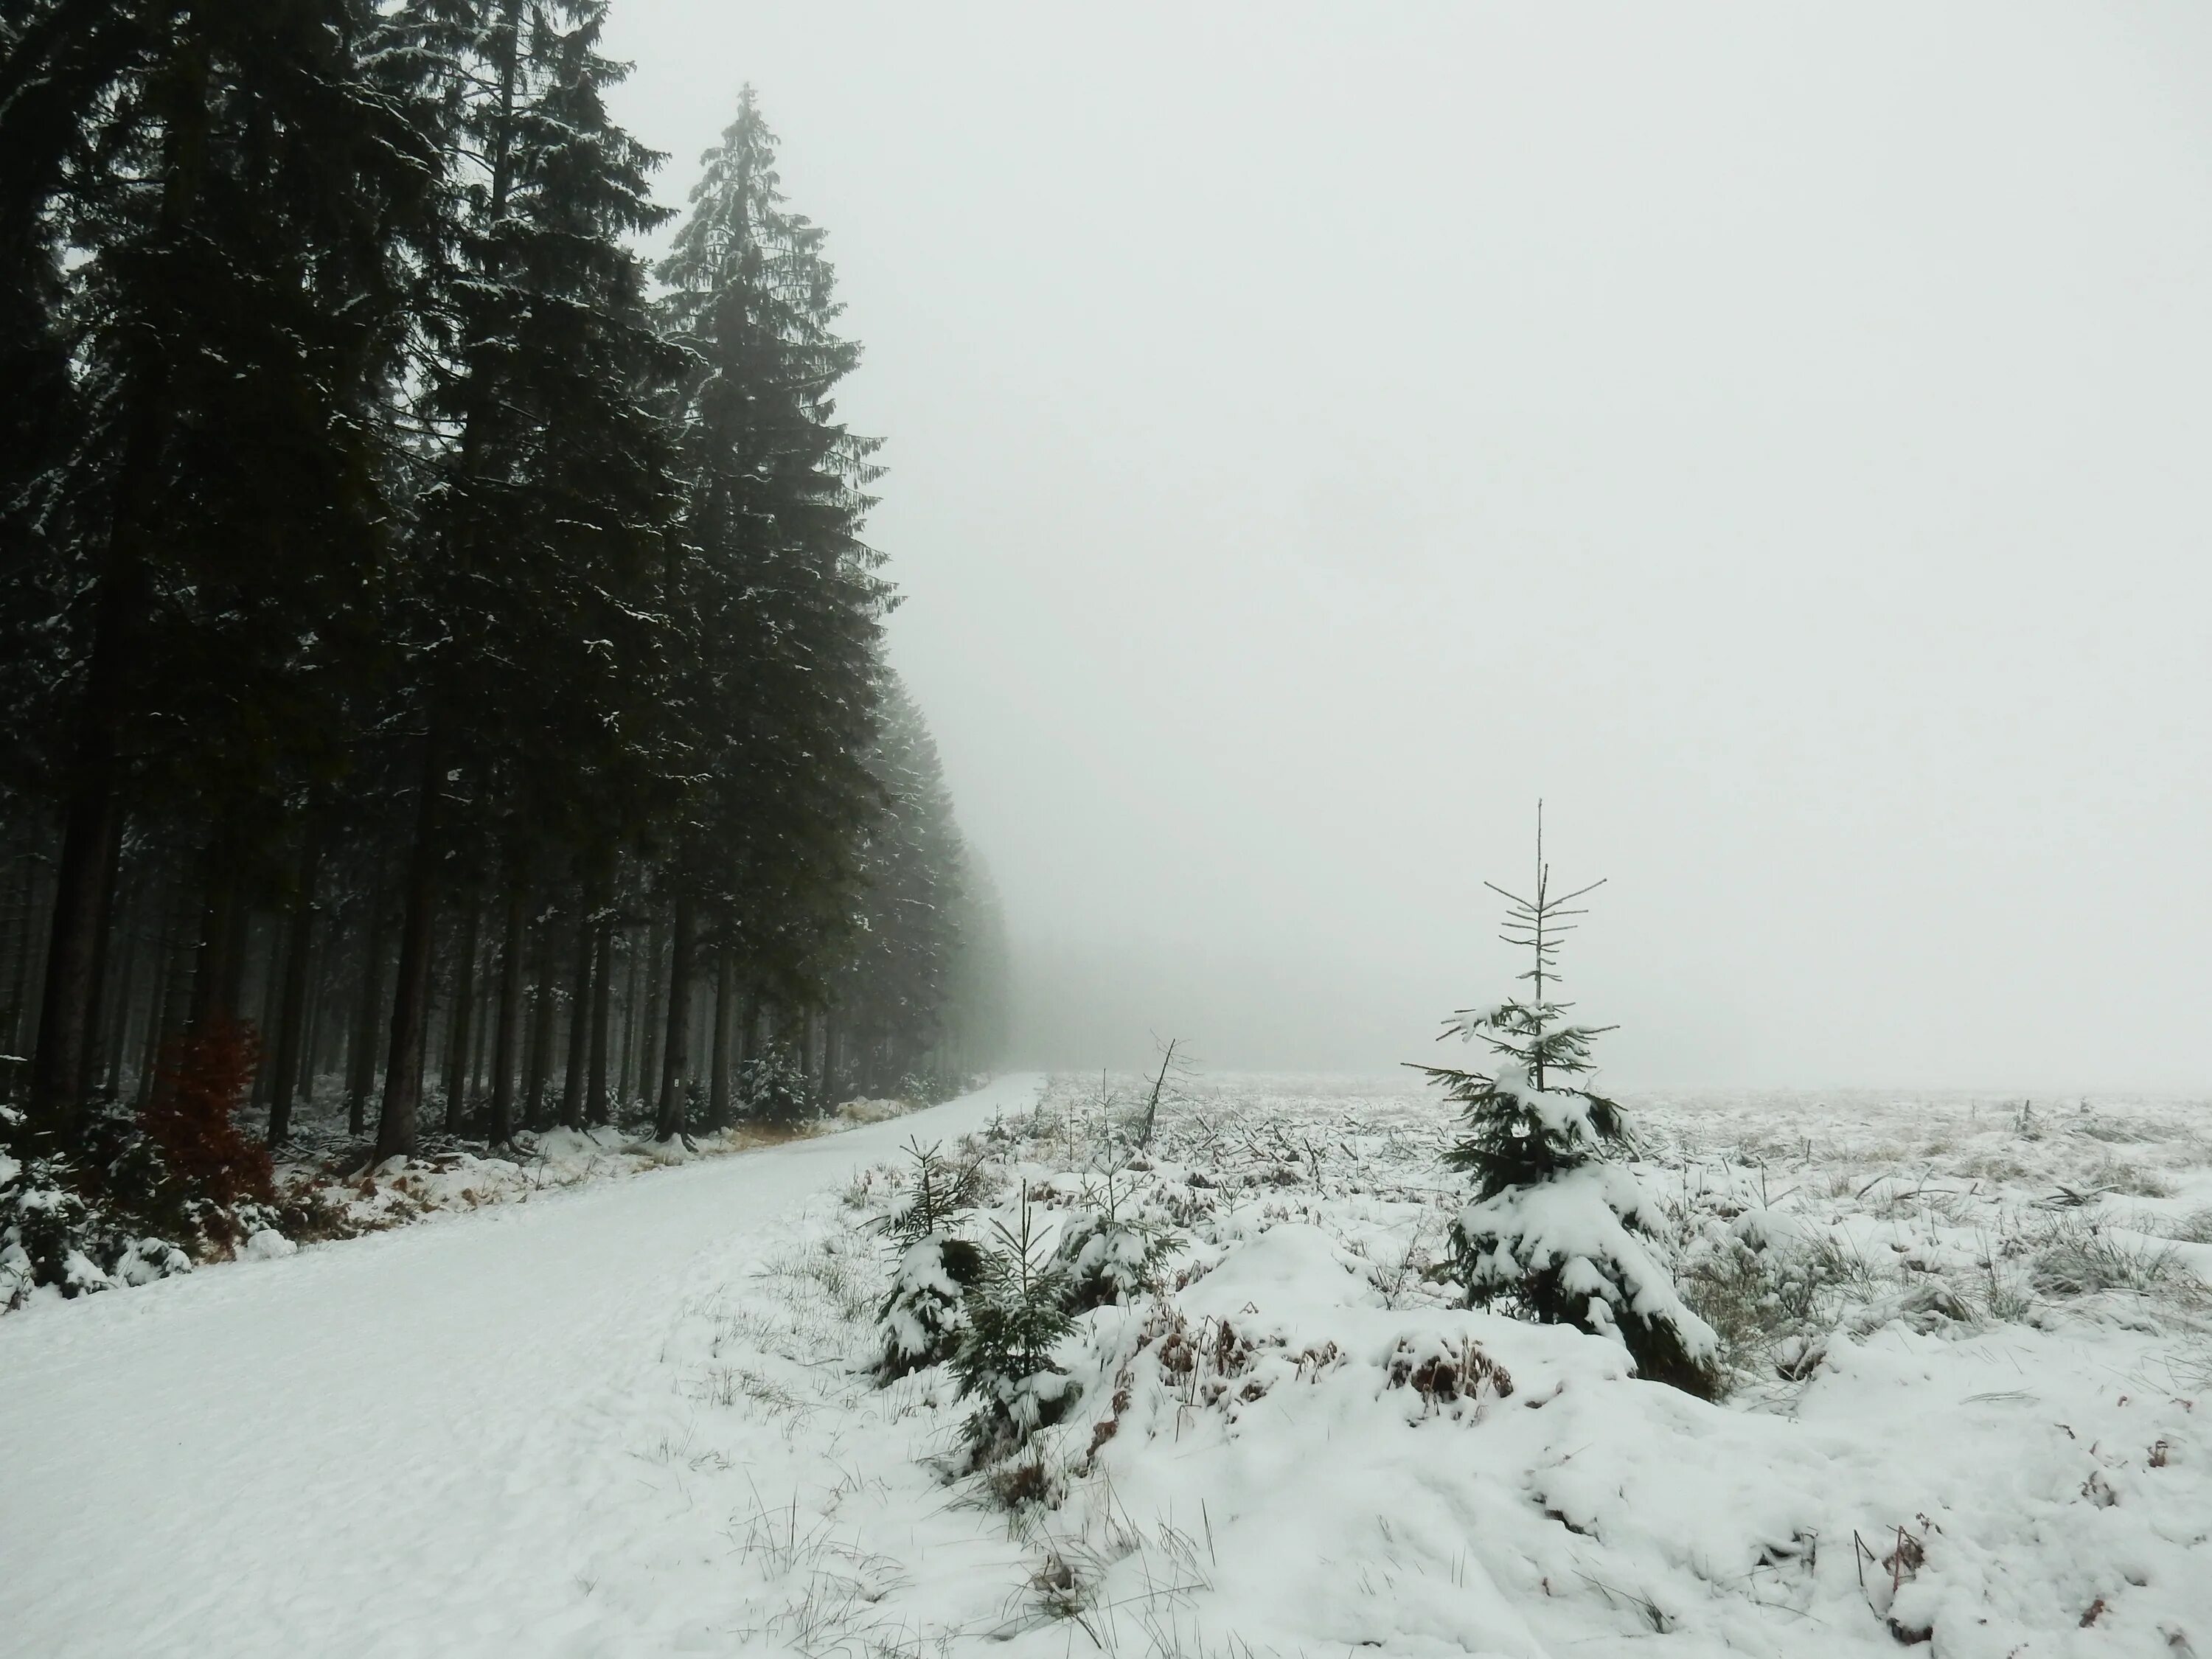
[0,1077,1041,1657]
[4,1072,2208,1658]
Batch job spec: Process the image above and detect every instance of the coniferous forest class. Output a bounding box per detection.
[7,12,2210,1655]
[0,4,1007,1180]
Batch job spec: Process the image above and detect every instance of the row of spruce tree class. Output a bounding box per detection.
[0,3,1008,1164]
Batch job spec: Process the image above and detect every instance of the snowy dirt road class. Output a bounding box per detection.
[0,1075,1045,1659]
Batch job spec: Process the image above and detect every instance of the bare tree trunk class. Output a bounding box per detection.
[655,894,694,1142]
[709,933,734,1131]
[375,742,444,1162]
[1,848,36,1063]
[109,883,152,1104]
[586,918,612,1126]
[634,915,665,1113]
[560,902,593,1131]
[265,827,322,1147]
[616,926,642,1113]
[29,699,124,1138]
[467,953,493,1117]
[346,884,387,1138]
[66,801,126,1124]
[190,860,236,1033]
[137,886,192,1113]
[442,900,479,1133]
[249,912,285,1116]
[522,908,554,1131]
[487,883,525,1147]
[302,937,335,1103]
[100,870,144,1101]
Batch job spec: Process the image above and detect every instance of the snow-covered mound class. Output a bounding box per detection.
[4,1072,2207,1657]
[799,1075,2212,1655]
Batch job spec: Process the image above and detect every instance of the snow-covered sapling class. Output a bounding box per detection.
[874,1139,988,1381]
[951,1203,1080,1465]
[1412,807,1720,1398]
[736,1051,819,1126]
[1053,1161,1175,1311]
[1,1104,192,1310]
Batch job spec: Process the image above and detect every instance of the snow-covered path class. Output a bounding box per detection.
[0,1076,1043,1659]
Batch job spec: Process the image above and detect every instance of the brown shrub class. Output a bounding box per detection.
[146,1018,275,1211]
[1385,1335,1515,1411]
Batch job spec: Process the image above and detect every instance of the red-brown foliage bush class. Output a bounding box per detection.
[146,1018,274,1210]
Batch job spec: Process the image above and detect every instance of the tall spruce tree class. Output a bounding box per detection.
[375,0,681,1157]
[833,673,970,1097]
[655,87,891,1134]
[6,0,439,1138]
[0,15,993,1226]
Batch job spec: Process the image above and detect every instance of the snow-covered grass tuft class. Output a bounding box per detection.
[687,1073,2212,1654]
[316,1070,2202,1657]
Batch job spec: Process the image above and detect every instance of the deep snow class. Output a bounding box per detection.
[0,1076,1045,1658]
[4,1072,2208,1659]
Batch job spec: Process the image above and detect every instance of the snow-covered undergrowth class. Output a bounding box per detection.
[634,1074,2212,1658]
[1,1087,938,1315]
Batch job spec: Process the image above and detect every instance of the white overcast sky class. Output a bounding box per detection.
[605,3,2212,1088]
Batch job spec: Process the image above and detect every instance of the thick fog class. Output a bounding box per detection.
[606,4,2212,1088]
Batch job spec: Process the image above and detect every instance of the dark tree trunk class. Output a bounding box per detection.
[31,787,119,1135]
[374,742,444,1161]
[709,933,734,1131]
[27,8,224,1138]
[586,917,612,1125]
[522,908,554,1131]
[616,926,641,1113]
[136,886,191,1112]
[3,850,46,1071]
[219,902,251,1035]
[346,883,388,1138]
[442,900,479,1133]
[248,913,285,1116]
[190,855,240,1032]
[99,869,143,1101]
[265,827,322,1147]
[487,882,525,1147]
[634,915,664,1113]
[559,903,593,1131]
[1,852,30,1064]
[655,894,694,1142]
[467,953,493,1115]
[301,936,333,1102]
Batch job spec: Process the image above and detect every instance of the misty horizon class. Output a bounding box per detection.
[605,3,2212,1088]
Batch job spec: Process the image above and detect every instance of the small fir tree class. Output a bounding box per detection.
[874,1139,987,1380]
[735,1051,821,1127]
[1052,1161,1175,1312]
[1413,806,1719,1398]
[950,1203,1080,1464]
